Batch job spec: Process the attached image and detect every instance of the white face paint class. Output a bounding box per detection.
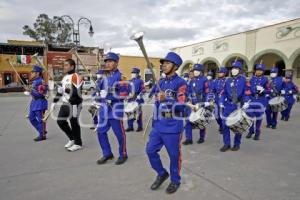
[96,74,103,79]
[231,68,239,76]
[270,73,277,78]
[207,76,212,80]
[194,70,201,77]
[131,73,137,79]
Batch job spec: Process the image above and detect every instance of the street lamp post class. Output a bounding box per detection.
[56,15,94,71]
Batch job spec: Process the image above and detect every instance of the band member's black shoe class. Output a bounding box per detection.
[33,136,46,142]
[253,135,260,140]
[220,145,231,152]
[271,125,276,129]
[197,138,205,144]
[90,126,95,130]
[166,182,180,194]
[125,128,134,132]
[136,127,143,132]
[182,140,193,145]
[97,155,114,165]
[281,116,284,120]
[115,156,128,165]
[284,118,289,121]
[246,133,253,139]
[231,145,240,151]
[266,125,271,128]
[150,172,169,190]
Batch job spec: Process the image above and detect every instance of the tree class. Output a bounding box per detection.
[23,14,73,45]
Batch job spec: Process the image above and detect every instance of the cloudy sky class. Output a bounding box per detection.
[0,0,299,57]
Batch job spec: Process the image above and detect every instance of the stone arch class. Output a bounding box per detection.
[222,53,250,74]
[177,60,194,75]
[200,57,220,78]
[290,48,300,86]
[251,49,289,76]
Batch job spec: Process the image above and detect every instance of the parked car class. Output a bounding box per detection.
[82,80,96,91]
[0,82,25,93]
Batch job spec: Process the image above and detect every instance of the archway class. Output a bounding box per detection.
[222,54,250,76]
[201,57,220,78]
[291,52,300,87]
[178,60,194,75]
[252,52,287,77]
[251,49,288,77]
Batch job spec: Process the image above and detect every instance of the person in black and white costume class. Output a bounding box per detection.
[52,59,83,151]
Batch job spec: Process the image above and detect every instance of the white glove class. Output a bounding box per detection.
[137,95,141,100]
[281,90,285,95]
[293,94,298,100]
[219,104,225,108]
[242,102,250,110]
[256,85,264,93]
[289,90,293,94]
[50,103,56,111]
[204,102,210,107]
[270,89,274,93]
[57,86,63,94]
[24,91,30,96]
[100,90,107,98]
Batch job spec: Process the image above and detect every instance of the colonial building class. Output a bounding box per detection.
[172,18,300,86]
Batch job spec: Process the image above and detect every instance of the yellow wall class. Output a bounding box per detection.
[118,55,161,80]
[0,54,47,87]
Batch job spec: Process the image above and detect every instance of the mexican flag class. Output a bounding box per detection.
[17,55,32,64]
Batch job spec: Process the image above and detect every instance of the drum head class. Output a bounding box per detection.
[226,109,243,127]
[124,102,138,113]
[269,96,285,105]
[189,110,201,123]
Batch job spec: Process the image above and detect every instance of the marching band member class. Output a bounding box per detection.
[53,59,83,151]
[89,69,105,130]
[265,67,283,129]
[213,67,228,132]
[219,61,251,152]
[182,64,209,145]
[246,64,270,140]
[280,74,299,121]
[126,67,146,132]
[96,52,129,165]
[183,72,189,82]
[146,52,187,194]
[25,65,48,142]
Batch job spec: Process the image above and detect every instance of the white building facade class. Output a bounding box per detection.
[172,18,300,86]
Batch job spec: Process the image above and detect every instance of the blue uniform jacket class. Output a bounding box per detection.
[128,77,146,104]
[249,75,270,106]
[152,74,187,134]
[282,80,298,104]
[30,77,48,111]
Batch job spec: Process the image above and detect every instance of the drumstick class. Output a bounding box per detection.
[143,116,152,144]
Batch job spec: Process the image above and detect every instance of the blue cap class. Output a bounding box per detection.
[207,71,213,76]
[270,67,278,73]
[218,67,228,74]
[160,52,183,67]
[193,64,204,71]
[131,67,140,74]
[255,63,266,71]
[183,73,189,78]
[32,65,43,73]
[104,52,119,62]
[96,69,105,74]
[232,61,243,69]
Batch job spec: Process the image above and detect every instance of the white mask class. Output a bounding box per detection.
[96,74,103,79]
[161,73,166,78]
[270,73,277,78]
[184,78,188,82]
[207,76,212,80]
[231,68,239,76]
[194,71,201,77]
[131,73,137,79]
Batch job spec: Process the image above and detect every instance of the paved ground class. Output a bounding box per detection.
[0,93,300,200]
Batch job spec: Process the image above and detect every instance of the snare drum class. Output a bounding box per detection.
[124,101,139,119]
[225,109,253,134]
[189,107,212,129]
[269,96,288,112]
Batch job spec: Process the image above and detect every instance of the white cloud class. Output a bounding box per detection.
[0,0,299,57]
